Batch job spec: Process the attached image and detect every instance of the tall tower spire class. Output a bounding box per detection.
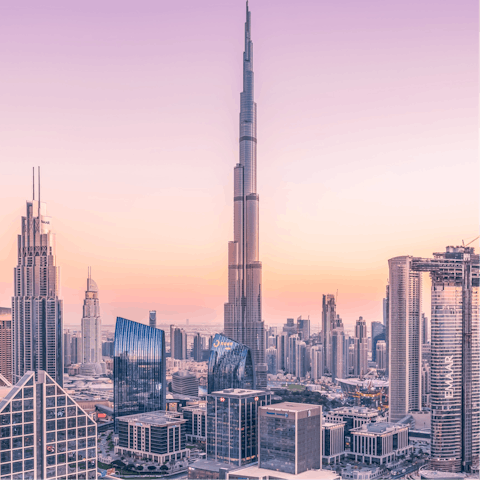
[224,2,267,388]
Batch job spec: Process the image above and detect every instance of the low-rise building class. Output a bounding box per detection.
[182,404,206,443]
[322,422,346,465]
[115,411,190,465]
[350,422,411,465]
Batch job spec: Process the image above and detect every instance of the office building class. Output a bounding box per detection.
[297,316,310,341]
[295,341,307,379]
[207,388,271,466]
[371,321,385,363]
[116,411,189,464]
[283,318,297,336]
[149,310,156,329]
[266,347,277,375]
[114,317,166,426]
[223,3,267,389]
[207,334,255,394]
[0,307,12,384]
[376,341,387,371]
[258,402,321,475]
[322,294,336,374]
[170,325,187,360]
[182,405,206,443]
[287,334,299,375]
[81,268,102,365]
[350,422,411,465]
[12,173,63,386]
[101,340,114,358]
[0,370,97,480]
[276,332,288,372]
[171,370,198,397]
[322,422,346,465]
[354,317,368,377]
[331,316,345,382]
[311,345,324,381]
[193,333,205,362]
[388,256,422,421]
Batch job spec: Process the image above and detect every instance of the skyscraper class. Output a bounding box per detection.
[322,294,336,374]
[81,267,102,365]
[114,317,166,428]
[331,316,345,382]
[149,310,157,329]
[223,3,267,388]
[354,317,368,377]
[170,325,187,360]
[388,256,422,422]
[12,170,63,386]
[371,321,386,363]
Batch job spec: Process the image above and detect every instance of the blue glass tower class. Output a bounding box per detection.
[114,317,166,428]
[207,333,255,394]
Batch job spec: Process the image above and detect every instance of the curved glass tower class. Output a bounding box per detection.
[224,2,267,388]
[114,317,166,427]
[207,333,255,393]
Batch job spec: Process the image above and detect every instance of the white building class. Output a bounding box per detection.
[81,268,102,365]
[322,422,346,465]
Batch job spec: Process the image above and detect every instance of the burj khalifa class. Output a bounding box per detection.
[224,3,267,388]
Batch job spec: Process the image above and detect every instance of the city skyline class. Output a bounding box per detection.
[0,0,478,329]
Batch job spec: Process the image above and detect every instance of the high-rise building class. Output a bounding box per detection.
[223,3,267,388]
[276,332,288,371]
[371,321,386,363]
[171,370,199,397]
[81,268,102,365]
[170,325,187,360]
[266,347,277,375]
[287,334,299,375]
[0,370,97,480]
[193,333,205,362]
[207,333,255,393]
[0,307,12,384]
[376,341,387,371]
[102,339,114,358]
[149,310,157,329]
[297,316,310,341]
[114,317,166,427]
[353,317,368,377]
[12,172,63,386]
[283,318,297,336]
[258,403,322,474]
[383,284,390,375]
[311,345,324,380]
[206,388,271,466]
[331,316,345,382]
[322,294,336,374]
[295,341,307,379]
[388,256,422,422]
[421,313,429,345]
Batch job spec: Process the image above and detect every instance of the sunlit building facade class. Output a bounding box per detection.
[223,3,267,388]
[81,268,102,365]
[207,334,255,394]
[113,317,166,428]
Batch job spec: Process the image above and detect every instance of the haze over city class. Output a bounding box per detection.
[0,0,478,329]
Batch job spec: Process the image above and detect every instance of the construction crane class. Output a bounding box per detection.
[462,236,480,247]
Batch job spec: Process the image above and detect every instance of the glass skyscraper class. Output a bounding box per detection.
[223,2,267,388]
[114,317,166,428]
[207,333,255,394]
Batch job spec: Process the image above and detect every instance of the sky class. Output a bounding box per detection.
[0,0,478,331]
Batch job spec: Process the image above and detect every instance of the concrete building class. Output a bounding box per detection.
[376,341,387,371]
[12,174,64,386]
[170,325,187,360]
[81,268,102,365]
[331,316,345,382]
[276,332,288,372]
[287,334,299,375]
[0,307,12,384]
[322,422,346,465]
[266,347,277,375]
[295,341,307,379]
[258,402,321,475]
[371,321,386,363]
[0,370,97,479]
[207,388,271,466]
[182,404,206,443]
[388,256,422,422]
[223,2,267,389]
[115,411,190,464]
[354,317,368,377]
[322,294,336,374]
[172,370,199,397]
[311,345,324,381]
[350,422,412,465]
[297,316,310,341]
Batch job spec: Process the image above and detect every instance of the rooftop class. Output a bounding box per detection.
[210,388,268,398]
[116,410,186,427]
[328,406,380,417]
[227,464,340,480]
[260,402,321,413]
[351,422,407,435]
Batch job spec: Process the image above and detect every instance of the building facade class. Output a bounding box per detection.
[375,341,387,371]
[388,256,422,422]
[171,371,199,397]
[207,389,271,466]
[182,405,206,443]
[322,422,346,465]
[258,402,321,475]
[207,334,255,394]
[170,326,187,360]
[113,317,166,426]
[0,307,12,384]
[371,321,385,364]
[322,294,336,374]
[0,370,97,480]
[354,317,368,377]
[331,317,345,382]
[149,310,156,329]
[223,3,267,389]
[81,268,102,365]
[12,181,63,386]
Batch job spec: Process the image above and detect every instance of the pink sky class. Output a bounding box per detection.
[0,0,478,331]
